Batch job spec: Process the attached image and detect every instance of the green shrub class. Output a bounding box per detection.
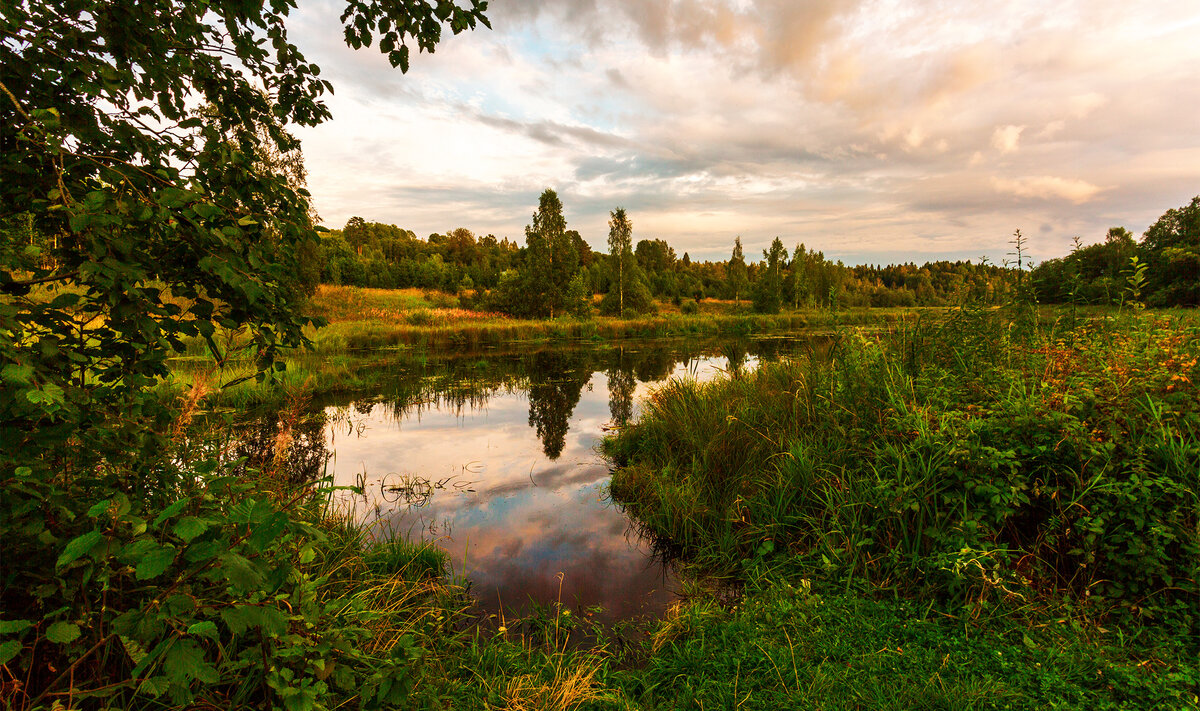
[0,462,439,709]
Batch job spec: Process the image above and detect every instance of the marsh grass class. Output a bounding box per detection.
[604,306,1199,706]
[608,309,1199,616]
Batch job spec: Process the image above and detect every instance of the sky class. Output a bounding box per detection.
[288,0,1200,265]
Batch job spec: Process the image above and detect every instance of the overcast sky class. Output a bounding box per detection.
[289,0,1200,265]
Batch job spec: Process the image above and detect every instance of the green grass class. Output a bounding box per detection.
[608,579,1199,710]
[597,305,1199,708]
[135,299,1199,709]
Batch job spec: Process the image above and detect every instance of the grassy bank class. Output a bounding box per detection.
[303,284,921,352]
[601,304,1200,707]
[166,283,915,409]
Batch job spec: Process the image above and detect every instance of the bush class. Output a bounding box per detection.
[599,280,656,317]
[0,460,442,709]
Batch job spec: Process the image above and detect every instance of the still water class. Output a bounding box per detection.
[247,337,820,622]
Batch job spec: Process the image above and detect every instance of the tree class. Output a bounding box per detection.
[753,237,787,313]
[522,189,578,318]
[607,349,636,428]
[1,0,490,470]
[568,229,594,267]
[607,207,634,316]
[0,2,490,704]
[729,237,748,307]
[526,351,590,459]
[1141,195,1200,306]
[789,243,808,309]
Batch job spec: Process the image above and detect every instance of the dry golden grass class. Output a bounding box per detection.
[502,654,607,711]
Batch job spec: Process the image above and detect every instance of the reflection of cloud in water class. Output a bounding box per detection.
[319,343,819,621]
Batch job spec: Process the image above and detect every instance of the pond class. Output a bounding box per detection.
[238,335,827,624]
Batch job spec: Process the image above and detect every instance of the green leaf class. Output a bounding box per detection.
[0,619,33,635]
[45,621,81,644]
[187,620,219,641]
[153,497,191,525]
[136,545,177,580]
[137,676,170,698]
[0,364,34,384]
[173,516,210,542]
[57,530,102,568]
[0,641,21,666]
[86,499,114,518]
[219,552,264,592]
[164,639,219,685]
[120,635,147,666]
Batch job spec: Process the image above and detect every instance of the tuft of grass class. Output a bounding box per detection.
[363,538,449,582]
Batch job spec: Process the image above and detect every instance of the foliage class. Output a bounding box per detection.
[521,189,578,319]
[0,0,488,473]
[0,0,490,707]
[607,310,1200,630]
[752,237,787,313]
[0,454,451,710]
[1034,195,1200,307]
[598,278,656,316]
[1141,195,1200,306]
[728,237,749,306]
[564,272,593,320]
[606,207,635,317]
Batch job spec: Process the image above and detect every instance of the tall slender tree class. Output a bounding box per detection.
[607,207,634,316]
[729,236,748,307]
[791,243,808,309]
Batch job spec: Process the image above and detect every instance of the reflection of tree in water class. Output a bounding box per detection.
[607,348,636,428]
[753,337,782,363]
[720,339,750,375]
[632,347,676,383]
[526,351,592,459]
[231,410,331,484]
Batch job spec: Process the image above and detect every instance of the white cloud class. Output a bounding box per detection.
[286,0,1200,263]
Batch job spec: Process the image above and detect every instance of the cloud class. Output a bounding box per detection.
[287,0,1200,264]
[991,176,1105,204]
[991,125,1025,154]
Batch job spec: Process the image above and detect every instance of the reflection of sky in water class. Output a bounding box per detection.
[322,353,746,622]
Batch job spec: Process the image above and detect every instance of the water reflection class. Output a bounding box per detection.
[290,335,825,623]
[526,351,592,459]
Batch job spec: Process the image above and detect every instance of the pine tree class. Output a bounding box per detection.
[753,237,787,313]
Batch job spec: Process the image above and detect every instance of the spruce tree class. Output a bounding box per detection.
[524,189,578,318]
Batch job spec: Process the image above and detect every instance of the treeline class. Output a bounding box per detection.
[1031,195,1199,307]
[316,189,1020,317]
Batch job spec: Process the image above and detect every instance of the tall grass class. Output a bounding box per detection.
[606,309,1200,626]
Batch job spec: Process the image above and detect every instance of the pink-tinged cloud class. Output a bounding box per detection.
[289,0,1200,264]
[992,176,1105,205]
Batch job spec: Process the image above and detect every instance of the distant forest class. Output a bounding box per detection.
[309,192,1198,316]
[3,192,1194,318]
